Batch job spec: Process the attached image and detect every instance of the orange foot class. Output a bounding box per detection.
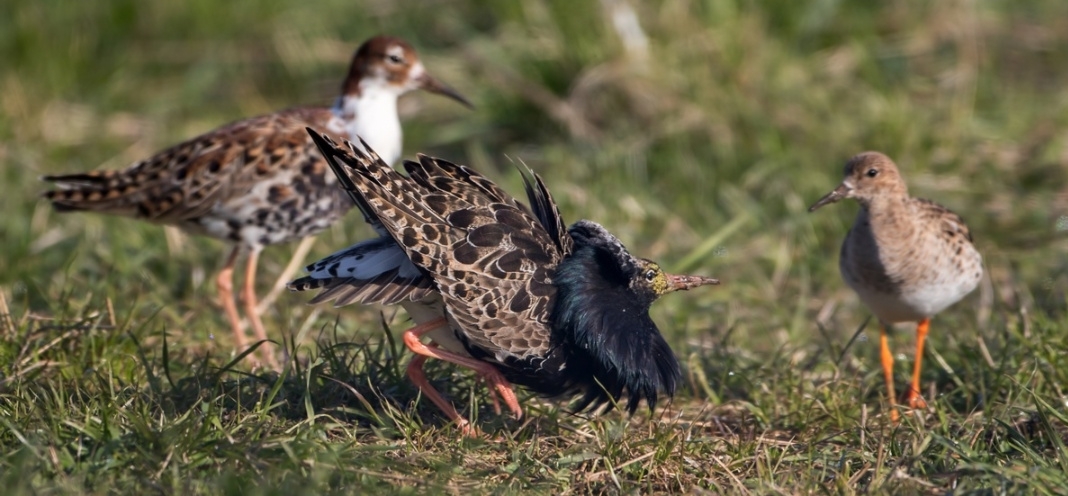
[904,388,928,410]
[402,318,523,437]
[905,318,930,412]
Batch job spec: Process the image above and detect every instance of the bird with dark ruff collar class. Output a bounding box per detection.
[289,129,720,434]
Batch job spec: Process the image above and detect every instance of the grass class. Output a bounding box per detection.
[3,0,1068,493]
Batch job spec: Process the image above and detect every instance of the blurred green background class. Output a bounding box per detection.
[3,0,1068,492]
[4,0,1066,351]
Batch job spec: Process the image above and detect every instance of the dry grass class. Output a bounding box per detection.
[3,0,1068,493]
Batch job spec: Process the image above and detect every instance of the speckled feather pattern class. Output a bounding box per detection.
[318,135,565,361]
[41,35,470,254]
[286,135,578,361]
[294,130,713,416]
[44,108,351,249]
[288,236,436,307]
[829,152,983,324]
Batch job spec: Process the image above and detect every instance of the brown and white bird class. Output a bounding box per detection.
[809,151,983,422]
[289,130,720,435]
[41,36,471,369]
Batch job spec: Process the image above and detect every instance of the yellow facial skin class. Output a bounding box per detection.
[638,260,672,296]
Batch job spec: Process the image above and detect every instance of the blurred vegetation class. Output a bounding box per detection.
[3,0,1068,493]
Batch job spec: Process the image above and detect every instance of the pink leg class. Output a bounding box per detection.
[402,318,523,434]
[239,248,279,370]
[406,342,477,436]
[216,246,250,361]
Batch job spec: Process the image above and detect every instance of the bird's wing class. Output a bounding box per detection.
[42,108,336,224]
[308,129,564,361]
[402,155,566,360]
[518,163,573,254]
[288,236,435,306]
[288,129,436,307]
[914,197,974,243]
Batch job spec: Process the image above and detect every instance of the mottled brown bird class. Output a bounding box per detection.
[41,36,471,368]
[289,130,720,434]
[810,151,983,422]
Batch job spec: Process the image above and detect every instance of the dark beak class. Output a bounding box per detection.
[667,274,720,292]
[808,183,850,212]
[417,73,474,109]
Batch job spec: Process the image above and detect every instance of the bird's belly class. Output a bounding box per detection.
[192,173,348,248]
[845,268,981,324]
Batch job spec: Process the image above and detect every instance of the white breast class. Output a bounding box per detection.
[840,212,983,324]
[328,83,403,166]
[844,273,980,324]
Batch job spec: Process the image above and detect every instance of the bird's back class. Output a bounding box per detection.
[43,107,353,247]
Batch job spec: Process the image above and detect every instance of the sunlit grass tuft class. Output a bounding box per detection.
[3,0,1068,493]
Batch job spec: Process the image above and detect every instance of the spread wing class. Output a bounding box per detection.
[287,236,436,306]
[306,129,566,361]
[404,155,571,254]
[287,129,435,307]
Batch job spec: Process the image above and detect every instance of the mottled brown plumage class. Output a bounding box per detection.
[810,151,983,422]
[45,109,343,244]
[290,130,720,434]
[41,35,471,369]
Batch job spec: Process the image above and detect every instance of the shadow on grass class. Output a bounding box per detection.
[151,322,505,436]
[4,309,1068,494]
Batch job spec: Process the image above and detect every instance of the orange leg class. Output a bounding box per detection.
[904,318,930,410]
[479,373,504,415]
[407,343,503,417]
[216,246,248,358]
[402,318,522,433]
[406,343,477,437]
[240,249,280,371]
[256,235,317,315]
[879,324,899,423]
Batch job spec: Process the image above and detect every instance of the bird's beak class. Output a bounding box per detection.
[666,274,720,292]
[808,183,851,212]
[417,72,474,109]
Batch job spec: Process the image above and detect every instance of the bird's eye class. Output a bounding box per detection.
[644,269,657,282]
[388,54,404,64]
[866,168,879,178]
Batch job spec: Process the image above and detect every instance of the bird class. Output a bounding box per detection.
[41,35,472,369]
[288,129,721,434]
[808,151,983,422]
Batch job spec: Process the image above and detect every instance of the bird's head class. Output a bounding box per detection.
[547,220,719,414]
[342,35,472,108]
[809,151,908,211]
[629,258,721,307]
